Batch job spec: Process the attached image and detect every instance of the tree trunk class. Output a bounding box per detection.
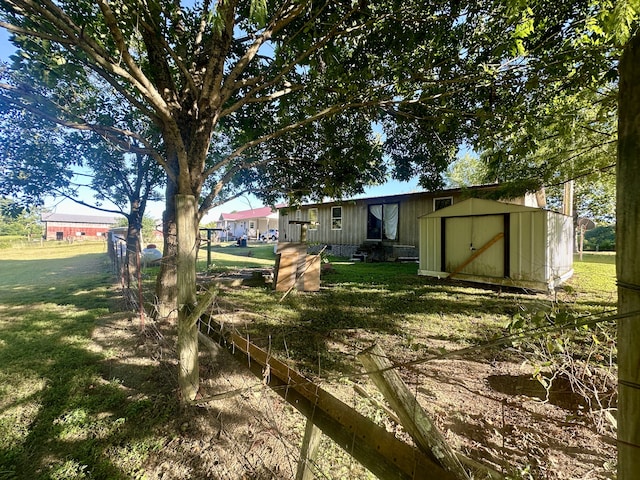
[617,31,640,480]
[124,222,140,289]
[124,202,143,289]
[155,186,178,320]
[176,194,199,401]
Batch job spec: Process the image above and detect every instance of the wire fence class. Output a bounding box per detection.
[114,259,618,480]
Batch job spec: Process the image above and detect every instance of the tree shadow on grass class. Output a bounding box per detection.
[210,271,552,378]
[0,254,115,310]
[0,251,172,479]
[0,258,298,479]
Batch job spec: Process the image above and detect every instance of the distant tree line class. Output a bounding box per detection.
[0,198,42,238]
[584,225,616,251]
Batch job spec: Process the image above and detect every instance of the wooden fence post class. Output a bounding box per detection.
[358,344,470,480]
[199,322,457,480]
[295,418,322,480]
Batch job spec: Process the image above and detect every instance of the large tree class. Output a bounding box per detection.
[0,0,510,402]
[0,14,637,480]
[0,105,164,284]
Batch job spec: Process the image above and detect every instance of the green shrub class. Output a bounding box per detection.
[583,225,615,251]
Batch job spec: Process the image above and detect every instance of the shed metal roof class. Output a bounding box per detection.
[420,198,554,219]
[219,205,281,221]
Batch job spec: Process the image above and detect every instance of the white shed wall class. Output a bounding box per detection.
[546,212,574,287]
[419,216,440,273]
[418,199,573,291]
[509,211,548,285]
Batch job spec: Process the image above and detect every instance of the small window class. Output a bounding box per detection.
[309,208,318,230]
[434,197,453,211]
[249,221,255,229]
[331,206,342,230]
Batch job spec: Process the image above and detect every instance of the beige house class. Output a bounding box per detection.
[418,198,573,291]
[277,185,542,260]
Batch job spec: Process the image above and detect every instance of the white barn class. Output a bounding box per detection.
[418,198,574,291]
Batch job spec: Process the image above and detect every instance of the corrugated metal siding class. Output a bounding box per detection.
[419,217,440,272]
[396,196,433,246]
[546,212,574,281]
[46,225,109,239]
[419,204,574,289]
[509,211,547,284]
[444,215,505,276]
[279,194,457,247]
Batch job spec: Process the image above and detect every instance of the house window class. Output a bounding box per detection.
[434,197,453,211]
[249,221,255,229]
[331,206,342,230]
[367,203,399,241]
[309,208,318,230]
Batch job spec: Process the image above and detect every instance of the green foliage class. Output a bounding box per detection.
[0,110,79,209]
[471,0,625,214]
[0,198,43,237]
[1,0,593,215]
[583,225,616,251]
[115,214,157,236]
[443,153,491,188]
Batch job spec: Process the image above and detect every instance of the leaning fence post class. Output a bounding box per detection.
[295,418,322,480]
[358,344,470,480]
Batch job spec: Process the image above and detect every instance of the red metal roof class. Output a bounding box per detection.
[220,205,280,221]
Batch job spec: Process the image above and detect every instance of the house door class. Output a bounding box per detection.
[444,215,505,277]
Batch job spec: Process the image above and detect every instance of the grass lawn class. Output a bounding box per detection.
[0,239,618,479]
[0,242,175,480]
[207,246,617,375]
[196,241,278,271]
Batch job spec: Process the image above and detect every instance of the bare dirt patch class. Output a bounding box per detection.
[92,291,616,480]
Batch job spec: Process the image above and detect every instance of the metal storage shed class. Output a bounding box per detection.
[418,198,573,291]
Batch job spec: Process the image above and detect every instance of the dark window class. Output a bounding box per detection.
[366,203,399,240]
[434,197,453,211]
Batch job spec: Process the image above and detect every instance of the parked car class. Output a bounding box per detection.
[260,229,279,241]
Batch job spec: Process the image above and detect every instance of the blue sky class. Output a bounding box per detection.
[0,25,423,223]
